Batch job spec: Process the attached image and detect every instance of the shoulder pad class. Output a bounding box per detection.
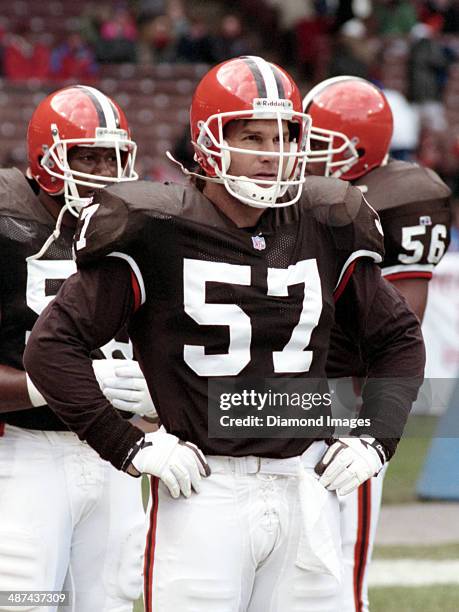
[354,160,451,212]
[0,168,47,222]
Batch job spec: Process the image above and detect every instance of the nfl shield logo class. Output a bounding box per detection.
[420,215,432,226]
[251,235,266,250]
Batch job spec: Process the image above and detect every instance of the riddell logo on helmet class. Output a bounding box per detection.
[253,98,293,110]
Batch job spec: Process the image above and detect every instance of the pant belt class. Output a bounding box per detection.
[206,441,326,476]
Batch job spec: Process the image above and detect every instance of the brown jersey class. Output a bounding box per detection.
[354,159,451,280]
[24,178,424,467]
[0,168,133,430]
[327,159,451,379]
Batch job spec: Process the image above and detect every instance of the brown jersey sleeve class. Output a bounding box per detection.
[23,257,144,469]
[379,199,451,280]
[334,260,425,459]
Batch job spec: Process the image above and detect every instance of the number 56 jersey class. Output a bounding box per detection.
[72,176,387,458]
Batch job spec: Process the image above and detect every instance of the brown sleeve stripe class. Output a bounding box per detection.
[144,477,159,612]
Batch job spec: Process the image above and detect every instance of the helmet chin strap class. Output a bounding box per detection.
[64,176,94,217]
[166,150,294,209]
[165,151,222,184]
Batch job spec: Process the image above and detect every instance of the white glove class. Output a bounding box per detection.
[314,437,386,496]
[92,359,157,418]
[127,430,211,499]
[26,373,47,407]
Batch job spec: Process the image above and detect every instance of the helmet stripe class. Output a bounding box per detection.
[241,56,267,98]
[271,65,286,99]
[77,85,117,129]
[245,55,280,99]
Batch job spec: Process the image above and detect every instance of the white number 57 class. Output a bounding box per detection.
[183,258,322,376]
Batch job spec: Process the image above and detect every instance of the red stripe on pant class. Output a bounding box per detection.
[353,479,371,612]
[144,477,159,612]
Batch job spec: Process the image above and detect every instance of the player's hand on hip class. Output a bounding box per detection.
[314,437,386,495]
[125,431,211,499]
[92,359,157,418]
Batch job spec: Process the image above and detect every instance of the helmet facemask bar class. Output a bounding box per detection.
[307,126,359,178]
[41,124,138,215]
[194,108,311,209]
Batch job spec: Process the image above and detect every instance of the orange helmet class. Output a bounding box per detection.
[190,56,311,208]
[302,76,393,180]
[27,85,137,212]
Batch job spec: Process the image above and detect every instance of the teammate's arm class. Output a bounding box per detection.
[24,256,144,468]
[24,257,208,495]
[0,365,34,411]
[334,260,425,460]
[389,277,428,322]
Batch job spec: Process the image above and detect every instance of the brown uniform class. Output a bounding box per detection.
[327,159,451,378]
[0,168,134,430]
[24,177,425,468]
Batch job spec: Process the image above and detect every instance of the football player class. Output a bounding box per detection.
[0,86,156,611]
[303,76,451,612]
[25,58,425,612]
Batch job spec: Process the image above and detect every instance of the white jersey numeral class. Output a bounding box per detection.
[183,259,252,376]
[183,258,322,376]
[75,203,100,251]
[399,224,447,265]
[25,258,132,358]
[267,259,322,373]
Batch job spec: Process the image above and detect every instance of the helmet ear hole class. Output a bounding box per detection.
[356,147,365,158]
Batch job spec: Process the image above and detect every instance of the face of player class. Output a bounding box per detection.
[67,146,119,199]
[223,119,291,185]
[305,138,327,177]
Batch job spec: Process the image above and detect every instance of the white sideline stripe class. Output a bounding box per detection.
[368,559,459,587]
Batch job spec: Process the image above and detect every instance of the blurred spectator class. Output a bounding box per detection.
[176,18,216,64]
[295,5,333,82]
[408,23,449,103]
[79,5,112,47]
[441,0,459,33]
[372,0,418,36]
[213,14,253,62]
[137,0,168,24]
[3,28,50,81]
[137,15,177,64]
[383,88,421,160]
[50,32,98,81]
[328,19,376,79]
[265,0,314,65]
[95,6,137,63]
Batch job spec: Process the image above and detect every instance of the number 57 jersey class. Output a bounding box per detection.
[74,177,385,458]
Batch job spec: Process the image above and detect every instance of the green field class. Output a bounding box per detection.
[382,415,438,504]
[370,585,459,612]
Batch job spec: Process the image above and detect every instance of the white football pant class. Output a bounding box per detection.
[143,441,341,612]
[0,425,146,612]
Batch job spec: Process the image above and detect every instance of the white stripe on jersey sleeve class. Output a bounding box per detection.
[334,249,383,292]
[108,251,146,305]
[382,263,435,277]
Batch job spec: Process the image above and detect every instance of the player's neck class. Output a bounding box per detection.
[203,182,265,228]
[38,191,76,228]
